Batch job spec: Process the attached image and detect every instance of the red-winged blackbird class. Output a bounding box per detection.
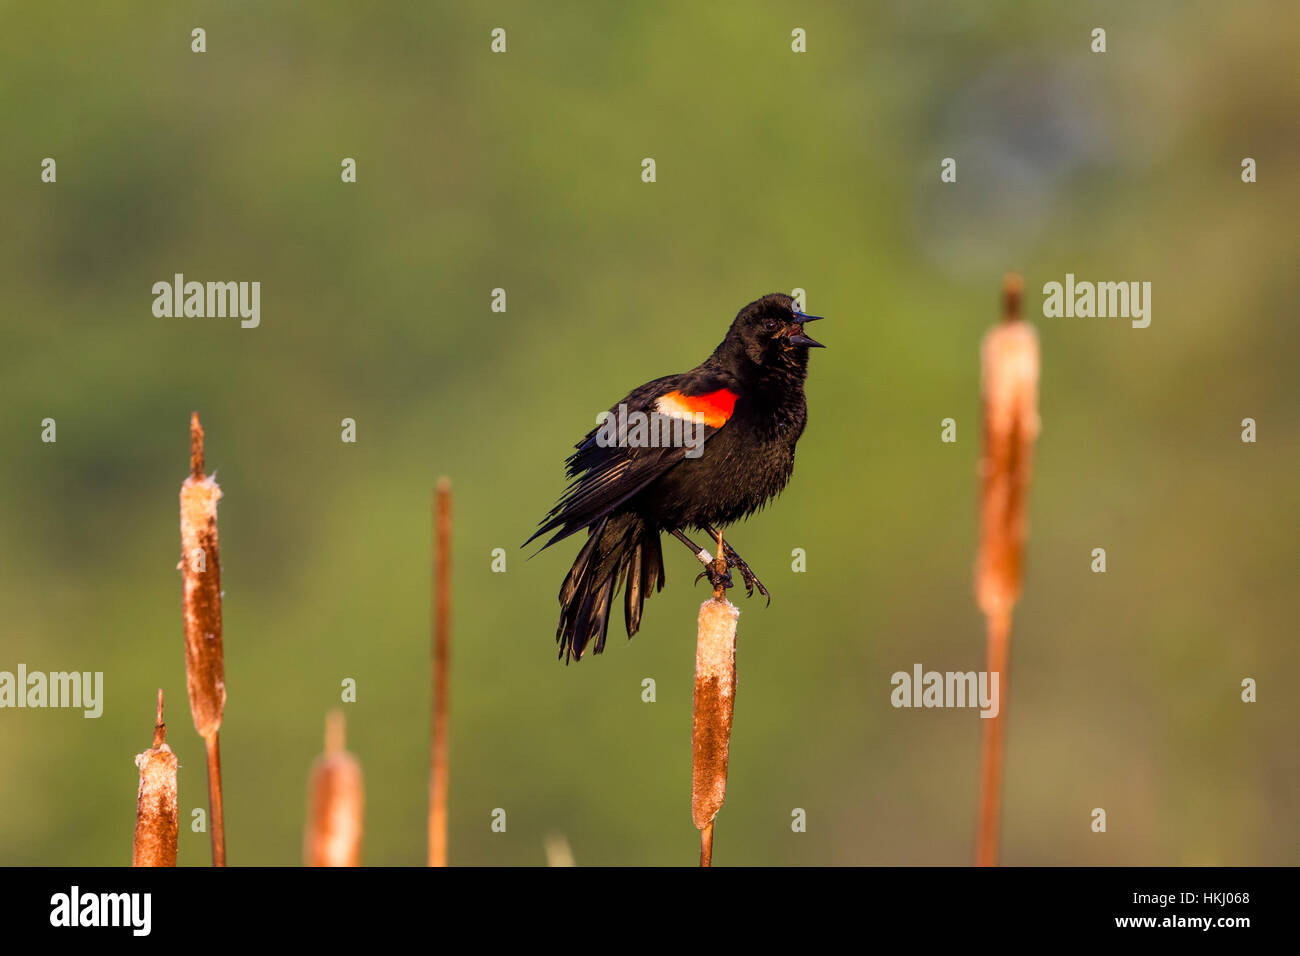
[526,293,824,662]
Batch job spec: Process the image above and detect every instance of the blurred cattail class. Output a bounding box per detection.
[692,537,739,867]
[974,273,1040,867]
[428,477,452,867]
[179,412,227,866]
[304,711,364,867]
[132,689,178,867]
[543,832,575,867]
[976,273,1040,619]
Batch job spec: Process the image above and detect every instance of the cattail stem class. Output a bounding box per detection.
[973,274,1039,867]
[132,689,179,867]
[699,821,715,868]
[712,528,727,601]
[152,686,166,748]
[180,412,227,866]
[204,733,226,866]
[974,609,1010,866]
[428,477,452,867]
[692,595,738,867]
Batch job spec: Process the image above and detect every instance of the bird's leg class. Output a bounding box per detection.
[670,528,733,591]
[703,524,770,604]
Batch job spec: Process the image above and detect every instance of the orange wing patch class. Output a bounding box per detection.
[655,388,738,427]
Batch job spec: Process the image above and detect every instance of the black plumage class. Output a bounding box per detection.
[526,293,824,661]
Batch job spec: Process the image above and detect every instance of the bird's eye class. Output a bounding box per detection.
[762,317,780,332]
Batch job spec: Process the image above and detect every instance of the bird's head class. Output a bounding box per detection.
[726,293,825,369]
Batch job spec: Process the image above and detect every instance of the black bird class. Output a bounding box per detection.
[526,293,824,662]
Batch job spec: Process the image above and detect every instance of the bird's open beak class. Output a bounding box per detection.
[787,312,826,348]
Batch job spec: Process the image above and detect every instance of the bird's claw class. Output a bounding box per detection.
[695,566,734,591]
[720,544,770,605]
[735,562,771,605]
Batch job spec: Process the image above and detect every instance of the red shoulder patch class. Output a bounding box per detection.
[654,388,738,427]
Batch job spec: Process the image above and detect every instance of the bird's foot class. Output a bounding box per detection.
[694,565,734,591]
[722,544,770,604]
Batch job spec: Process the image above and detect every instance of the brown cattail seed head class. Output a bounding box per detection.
[132,690,178,867]
[180,413,225,738]
[976,274,1040,618]
[691,597,739,831]
[304,711,364,867]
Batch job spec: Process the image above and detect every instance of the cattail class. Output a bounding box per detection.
[304,711,364,867]
[976,273,1040,619]
[974,273,1040,867]
[692,533,739,867]
[132,689,178,867]
[543,833,575,867]
[428,477,452,867]
[179,412,227,865]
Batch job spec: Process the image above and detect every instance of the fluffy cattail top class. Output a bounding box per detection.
[132,690,179,867]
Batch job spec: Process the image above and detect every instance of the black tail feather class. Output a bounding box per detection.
[556,513,663,662]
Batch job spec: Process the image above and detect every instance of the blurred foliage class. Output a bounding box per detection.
[0,1,1296,865]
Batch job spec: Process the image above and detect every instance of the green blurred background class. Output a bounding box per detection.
[1,1,1296,866]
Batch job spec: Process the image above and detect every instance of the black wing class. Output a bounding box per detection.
[525,369,738,551]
